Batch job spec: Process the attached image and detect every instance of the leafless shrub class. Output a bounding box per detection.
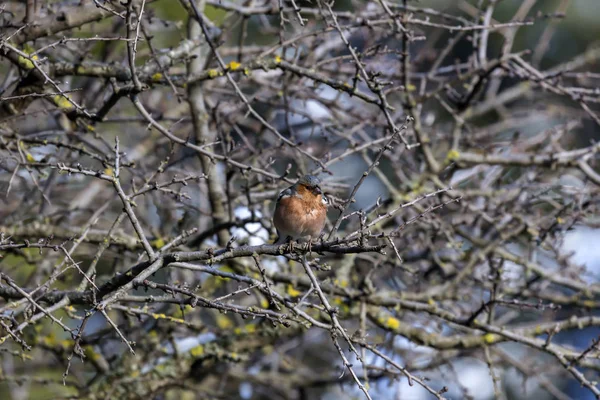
[1,0,600,399]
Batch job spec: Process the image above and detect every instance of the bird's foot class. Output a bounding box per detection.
[287,238,296,253]
[307,237,313,256]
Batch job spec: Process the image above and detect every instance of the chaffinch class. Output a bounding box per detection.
[273,175,329,245]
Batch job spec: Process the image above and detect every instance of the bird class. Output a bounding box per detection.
[273,175,329,249]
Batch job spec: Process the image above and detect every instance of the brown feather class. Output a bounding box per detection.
[273,184,327,240]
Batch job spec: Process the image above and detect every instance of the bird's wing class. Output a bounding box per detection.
[276,187,293,202]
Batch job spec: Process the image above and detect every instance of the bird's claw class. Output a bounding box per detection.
[287,238,296,253]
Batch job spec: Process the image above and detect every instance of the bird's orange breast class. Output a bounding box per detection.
[273,193,327,239]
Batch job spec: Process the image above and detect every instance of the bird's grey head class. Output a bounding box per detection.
[298,175,321,188]
[298,175,328,205]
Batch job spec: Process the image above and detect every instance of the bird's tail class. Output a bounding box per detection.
[274,233,290,245]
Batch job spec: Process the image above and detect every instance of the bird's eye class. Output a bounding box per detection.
[321,195,329,205]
